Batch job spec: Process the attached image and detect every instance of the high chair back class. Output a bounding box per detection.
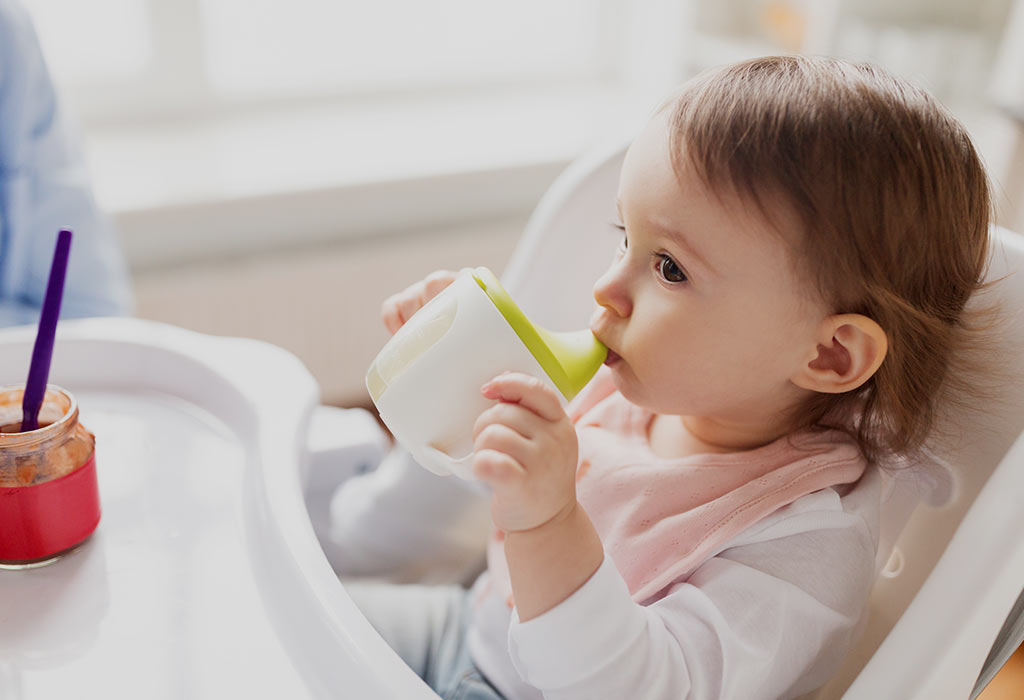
[499,140,1024,700]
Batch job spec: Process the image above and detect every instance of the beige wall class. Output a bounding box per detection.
[132,217,524,407]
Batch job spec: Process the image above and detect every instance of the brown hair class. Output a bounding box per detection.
[667,55,996,465]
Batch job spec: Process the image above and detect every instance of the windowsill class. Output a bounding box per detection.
[85,83,651,270]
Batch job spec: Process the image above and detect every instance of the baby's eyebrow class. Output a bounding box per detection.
[618,198,717,276]
[658,219,717,276]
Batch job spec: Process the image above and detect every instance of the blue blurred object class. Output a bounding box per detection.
[0,0,132,328]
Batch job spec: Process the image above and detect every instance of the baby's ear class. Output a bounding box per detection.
[791,314,888,394]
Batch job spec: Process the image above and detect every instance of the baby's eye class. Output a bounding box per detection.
[611,221,627,250]
[657,254,688,284]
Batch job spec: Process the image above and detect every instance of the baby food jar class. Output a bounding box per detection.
[0,384,99,568]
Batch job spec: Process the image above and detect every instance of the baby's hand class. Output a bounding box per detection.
[472,372,579,533]
[380,270,459,334]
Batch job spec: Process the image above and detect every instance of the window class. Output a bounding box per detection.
[23,0,152,84]
[23,0,622,125]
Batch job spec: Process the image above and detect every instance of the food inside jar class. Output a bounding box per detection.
[0,422,94,487]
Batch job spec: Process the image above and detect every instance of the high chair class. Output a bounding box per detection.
[308,138,1024,699]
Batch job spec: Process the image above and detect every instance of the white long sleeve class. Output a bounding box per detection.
[471,468,882,700]
[327,448,492,585]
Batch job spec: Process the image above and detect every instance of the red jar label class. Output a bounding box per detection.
[0,452,100,563]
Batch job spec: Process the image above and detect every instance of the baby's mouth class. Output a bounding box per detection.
[590,318,620,366]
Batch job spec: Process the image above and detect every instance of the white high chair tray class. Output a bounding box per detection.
[0,318,429,699]
[1,388,310,697]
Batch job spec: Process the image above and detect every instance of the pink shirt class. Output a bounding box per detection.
[483,366,867,607]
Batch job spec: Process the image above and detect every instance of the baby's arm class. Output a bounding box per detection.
[472,372,604,620]
[328,446,491,584]
[507,496,877,700]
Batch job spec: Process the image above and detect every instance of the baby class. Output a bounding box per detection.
[345,55,993,700]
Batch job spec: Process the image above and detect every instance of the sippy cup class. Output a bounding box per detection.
[366,267,607,480]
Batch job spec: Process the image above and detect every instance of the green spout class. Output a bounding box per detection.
[472,268,607,400]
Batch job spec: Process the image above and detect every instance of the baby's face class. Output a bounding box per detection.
[589,110,828,437]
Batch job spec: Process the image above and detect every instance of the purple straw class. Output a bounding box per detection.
[21,230,73,432]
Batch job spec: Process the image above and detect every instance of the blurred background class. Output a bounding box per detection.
[20,0,1024,408]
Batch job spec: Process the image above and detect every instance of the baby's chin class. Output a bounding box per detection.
[608,368,695,417]
[607,367,656,408]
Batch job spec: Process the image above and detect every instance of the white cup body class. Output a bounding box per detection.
[368,270,562,479]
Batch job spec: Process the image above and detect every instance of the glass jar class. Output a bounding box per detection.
[0,384,99,568]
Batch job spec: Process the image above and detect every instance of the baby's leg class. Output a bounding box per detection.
[345,582,464,681]
[344,581,505,700]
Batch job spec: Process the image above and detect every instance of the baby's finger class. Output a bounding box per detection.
[481,372,565,423]
[381,295,405,334]
[380,270,457,334]
[473,421,533,463]
[473,400,546,443]
[381,283,426,332]
[472,448,526,485]
[423,270,458,298]
[395,289,426,327]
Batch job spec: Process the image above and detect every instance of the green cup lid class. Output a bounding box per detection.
[472,268,607,400]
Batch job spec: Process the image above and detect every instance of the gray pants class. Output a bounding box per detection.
[345,581,507,700]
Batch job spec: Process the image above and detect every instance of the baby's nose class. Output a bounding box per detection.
[593,266,632,318]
